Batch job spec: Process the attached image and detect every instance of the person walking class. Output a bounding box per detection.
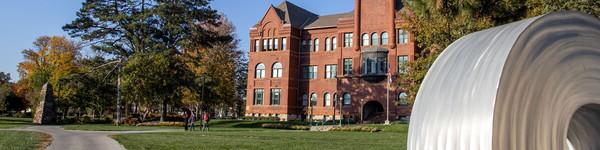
[189,110,196,131]
[183,108,192,131]
[202,112,210,132]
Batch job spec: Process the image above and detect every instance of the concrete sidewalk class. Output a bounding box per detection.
[6,126,178,150]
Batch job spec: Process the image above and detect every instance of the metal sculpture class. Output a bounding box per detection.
[409,11,600,150]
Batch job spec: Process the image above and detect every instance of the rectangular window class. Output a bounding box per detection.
[343,58,352,75]
[270,89,280,105]
[263,39,268,51]
[254,89,264,105]
[282,38,287,50]
[325,64,337,79]
[254,40,259,52]
[268,39,273,50]
[398,55,408,74]
[303,66,317,79]
[398,29,409,44]
[274,38,279,50]
[344,33,353,48]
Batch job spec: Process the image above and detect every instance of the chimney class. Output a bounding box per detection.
[353,0,361,51]
[389,0,397,49]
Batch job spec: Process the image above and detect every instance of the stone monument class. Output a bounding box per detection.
[33,83,57,124]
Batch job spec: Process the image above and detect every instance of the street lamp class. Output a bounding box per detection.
[339,96,343,127]
[360,99,364,124]
[309,96,315,126]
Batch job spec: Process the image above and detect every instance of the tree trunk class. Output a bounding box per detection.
[160,99,167,122]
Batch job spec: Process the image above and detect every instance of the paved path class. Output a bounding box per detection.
[5,126,178,150]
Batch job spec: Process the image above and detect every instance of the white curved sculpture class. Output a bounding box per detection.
[408,11,600,150]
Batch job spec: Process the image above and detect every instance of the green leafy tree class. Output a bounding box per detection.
[64,0,231,121]
[0,72,11,112]
[399,0,600,104]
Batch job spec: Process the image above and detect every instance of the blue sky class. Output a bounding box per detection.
[0,0,352,82]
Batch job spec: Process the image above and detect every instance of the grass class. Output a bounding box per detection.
[59,119,408,150]
[62,119,290,131]
[0,117,32,129]
[0,131,48,150]
[63,124,181,131]
[111,122,409,150]
[0,117,49,150]
[113,127,407,150]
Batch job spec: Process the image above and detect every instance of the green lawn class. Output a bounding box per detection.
[0,117,32,129]
[111,121,408,150]
[59,119,408,150]
[62,119,290,131]
[63,124,181,131]
[114,128,407,150]
[0,117,48,150]
[0,131,48,150]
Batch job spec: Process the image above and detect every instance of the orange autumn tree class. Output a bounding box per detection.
[181,16,246,115]
[16,36,81,109]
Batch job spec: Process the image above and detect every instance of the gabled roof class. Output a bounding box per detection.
[253,0,411,30]
[304,12,353,29]
[275,1,318,28]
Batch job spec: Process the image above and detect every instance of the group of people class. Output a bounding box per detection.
[183,107,210,131]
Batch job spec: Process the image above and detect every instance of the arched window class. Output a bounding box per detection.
[302,94,308,106]
[398,30,409,44]
[324,93,331,107]
[272,62,283,78]
[314,39,320,51]
[371,33,379,46]
[309,39,313,51]
[325,38,331,51]
[343,93,351,105]
[398,92,408,105]
[381,32,389,45]
[255,63,265,79]
[361,33,370,46]
[332,37,337,50]
[310,93,318,106]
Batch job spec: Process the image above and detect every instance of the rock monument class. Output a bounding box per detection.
[33,83,57,124]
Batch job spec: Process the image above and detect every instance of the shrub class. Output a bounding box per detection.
[137,121,185,127]
[243,116,280,121]
[121,118,139,125]
[330,126,381,133]
[261,123,309,130]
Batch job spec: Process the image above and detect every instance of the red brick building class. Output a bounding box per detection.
[246,0,416,123]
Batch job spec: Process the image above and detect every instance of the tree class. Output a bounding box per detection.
[398,0,600,104]
[16,36,81,112]
[0,72,11,112]
[64,0,230,122]
[181,16,244,117]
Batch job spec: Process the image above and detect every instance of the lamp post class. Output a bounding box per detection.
[309,96,314,126]
[385,73,391,125]
[360,99,364,124]
[339,97,343,126]
[332,95,336,126]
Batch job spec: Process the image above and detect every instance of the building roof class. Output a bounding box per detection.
[304,12,353,29]
[274,1,318,28]
[258,0,409,29]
